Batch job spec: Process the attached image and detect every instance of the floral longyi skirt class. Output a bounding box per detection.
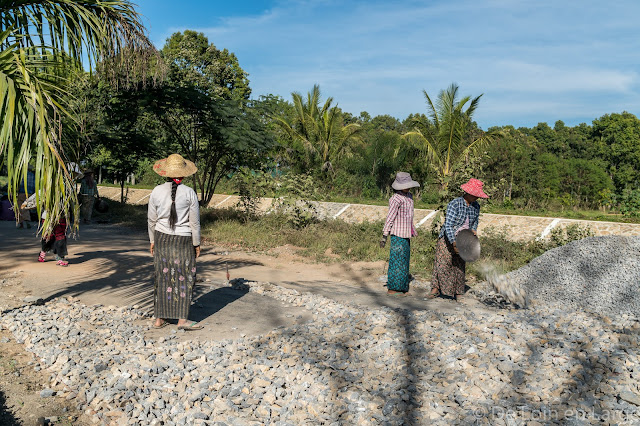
[153,231,196,319]
[431,237,466,297]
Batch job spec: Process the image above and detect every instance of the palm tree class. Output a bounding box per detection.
[403,83,500,192]
[275,84,362,173]
[0,0,153,234]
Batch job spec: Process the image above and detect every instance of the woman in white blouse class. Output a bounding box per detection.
[148,154,202,330]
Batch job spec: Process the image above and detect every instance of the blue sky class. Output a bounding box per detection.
[134,0,640,129]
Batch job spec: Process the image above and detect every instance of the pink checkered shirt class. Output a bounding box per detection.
[382,193,417,239]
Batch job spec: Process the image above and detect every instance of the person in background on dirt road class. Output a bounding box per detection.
[148,154,203,331]
[78,169,99,224]
[429,178,488,301]
[16,167,36,229]
[22,192,70,266]
[380,172,420,296]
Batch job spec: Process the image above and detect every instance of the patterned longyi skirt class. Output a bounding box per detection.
[153,231,196,320]
[387,235,411,292]
[431,237,466,297]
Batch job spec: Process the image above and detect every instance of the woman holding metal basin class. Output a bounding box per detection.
[428,178,487,301]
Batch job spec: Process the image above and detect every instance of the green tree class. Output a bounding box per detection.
[148,31,272,204]
[252,94,300,174]
[592,112,640,194]
[0,0,153,233]
[87,80,157,202]
[402,83,500,194]
[480,126,532,203]
[162,30,250,101]
[559,158,613,208]
[274,84,363,174]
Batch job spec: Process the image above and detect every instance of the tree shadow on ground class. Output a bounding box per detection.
[0,391,20,426]
[263,260,639,424]
[494,316,639,425]
[259,262,428,423]
[40,246,262,324]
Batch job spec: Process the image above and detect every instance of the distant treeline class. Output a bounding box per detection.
[66,30,640,215]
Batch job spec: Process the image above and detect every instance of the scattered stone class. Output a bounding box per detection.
[40,389,55,398]
[620,391,640,406]
[1,267,639,425]
[23,296,44,306]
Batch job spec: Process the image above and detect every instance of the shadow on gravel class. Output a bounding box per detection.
[278,258,638,424]
[478,313,636,424]
[276,263,425,423]
[190,286,249,322]
[340,263,423,423]
[42,248,261,312]
[0,391,19,426]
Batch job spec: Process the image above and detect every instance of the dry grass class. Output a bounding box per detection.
[102,202,584,281]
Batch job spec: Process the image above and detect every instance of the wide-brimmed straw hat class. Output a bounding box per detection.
[391,172,420,190]
[153,154,197,178]
[461,178,488,198]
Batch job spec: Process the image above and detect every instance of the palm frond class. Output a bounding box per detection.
[1,0,150,68]
[0,0,156,236]
[422,89,439,128]
[464,94,483,120]
[402,130,444,173]
[407,83,495,188]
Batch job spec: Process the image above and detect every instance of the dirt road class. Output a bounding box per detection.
[0,220,492,425]
[0,221,481,341]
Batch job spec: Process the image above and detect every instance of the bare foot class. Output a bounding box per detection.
[427,289,440,299]
[387,290,410,297]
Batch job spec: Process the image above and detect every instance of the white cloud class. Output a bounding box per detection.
[152,0,640,127]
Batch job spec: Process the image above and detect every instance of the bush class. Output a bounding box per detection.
[548,223,594,247]
[272,174,318,229]
[135,159,165,187]
[618,189,640,217]
[233,168,271,221]
[478,227,535,271]
[419,187,440,204]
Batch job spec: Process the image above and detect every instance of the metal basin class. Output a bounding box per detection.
[457,229,481,262]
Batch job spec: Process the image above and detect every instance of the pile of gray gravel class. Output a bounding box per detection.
[503,236,640,317]
[2,280,640,425]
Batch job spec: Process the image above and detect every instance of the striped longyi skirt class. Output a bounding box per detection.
[153,231,196,320]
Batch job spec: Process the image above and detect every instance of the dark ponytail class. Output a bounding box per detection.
[169,179,178,230]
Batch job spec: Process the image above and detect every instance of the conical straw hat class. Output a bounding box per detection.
[153,154,197,178]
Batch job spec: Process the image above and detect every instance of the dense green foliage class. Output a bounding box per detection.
[42,20,638,219]
[67,31,273,205]
[0,0,154,234]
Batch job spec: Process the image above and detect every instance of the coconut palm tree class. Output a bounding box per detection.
[403,83,501,192]
[0,0,153,234]
[275,84,362,173]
